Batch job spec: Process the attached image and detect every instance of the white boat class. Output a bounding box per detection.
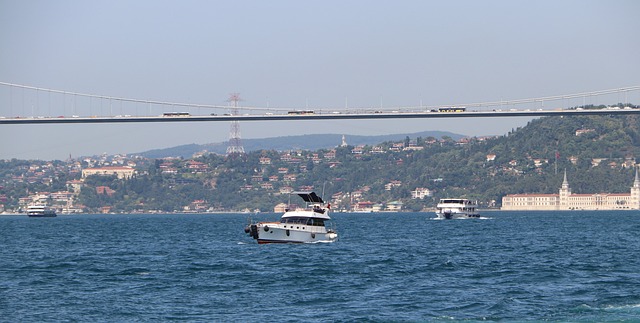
[435,198,480,219]
[245,191,338,244]
[27,205,57,217]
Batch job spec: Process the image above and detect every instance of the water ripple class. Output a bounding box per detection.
[1,211,640,321]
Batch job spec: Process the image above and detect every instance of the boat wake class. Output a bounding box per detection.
[304,240,336,244]
[603,303,640,311]
[429,216,493,220]
[572,302,640,320]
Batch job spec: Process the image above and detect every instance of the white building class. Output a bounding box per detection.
[411,187,432,199]
[82,166,135,179]
[502,170,640,210]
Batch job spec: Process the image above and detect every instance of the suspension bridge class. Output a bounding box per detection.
[1,82,639,125]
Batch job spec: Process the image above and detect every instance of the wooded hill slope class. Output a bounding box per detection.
[75,109,640,212]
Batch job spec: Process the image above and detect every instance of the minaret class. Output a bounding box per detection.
[559,169,571,209]
[631,166,640,209]
[561,169,570,191]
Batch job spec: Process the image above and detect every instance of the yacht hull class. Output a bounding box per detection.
[27,213,57,217]
[253,223,337,244]
[436,211,480,219]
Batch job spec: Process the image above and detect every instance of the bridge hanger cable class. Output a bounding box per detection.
[0,81,232,110]
[417,86,640,110]
[1,81,639,111]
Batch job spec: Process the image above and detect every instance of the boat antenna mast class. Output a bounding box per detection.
[321,182,332,210]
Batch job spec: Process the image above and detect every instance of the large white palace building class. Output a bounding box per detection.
[501,170,640,210]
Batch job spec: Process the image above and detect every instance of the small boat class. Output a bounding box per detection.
[27,205,57,217]
[435,198,480,219]
[244,191,338,244]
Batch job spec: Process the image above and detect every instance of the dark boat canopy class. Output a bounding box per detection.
[293,191,324,204]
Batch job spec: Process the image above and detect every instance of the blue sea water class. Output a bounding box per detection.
[1,211,640,322]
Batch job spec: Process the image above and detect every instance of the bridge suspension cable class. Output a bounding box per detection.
[430,85,640,109]
[0,81,232,110]
[1,81,639,113]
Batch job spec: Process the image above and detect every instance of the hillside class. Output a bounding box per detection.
[90,113,640,211]
[136,131,464,158]
[4,109,640,213]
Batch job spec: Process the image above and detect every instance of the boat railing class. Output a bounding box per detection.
[326,220,337,233]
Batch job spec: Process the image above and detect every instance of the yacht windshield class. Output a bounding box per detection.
[281,217,325,226]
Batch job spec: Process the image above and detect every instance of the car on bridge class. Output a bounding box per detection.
[163,112,190,117]
[287,110,314,115]
[438,107,466,112]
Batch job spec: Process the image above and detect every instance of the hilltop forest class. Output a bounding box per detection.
[2,106,640,213]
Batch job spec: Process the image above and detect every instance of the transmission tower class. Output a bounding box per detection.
[226,93,245,155]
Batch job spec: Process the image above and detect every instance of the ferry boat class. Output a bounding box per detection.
[244,191,338,244]
[435,198,480,219]
[27,205,57,217]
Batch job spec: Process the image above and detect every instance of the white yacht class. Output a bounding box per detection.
[245,192,338,244]
[435,198,480,219]
[27,205,57,217]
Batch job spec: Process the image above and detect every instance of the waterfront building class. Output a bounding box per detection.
[501,170,640,210]
[273,203,288,213]
[385,201,403,212]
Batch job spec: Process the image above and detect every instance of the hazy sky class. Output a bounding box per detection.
[1,0,639,160]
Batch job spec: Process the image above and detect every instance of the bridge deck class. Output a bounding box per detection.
[1,108,639,124]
